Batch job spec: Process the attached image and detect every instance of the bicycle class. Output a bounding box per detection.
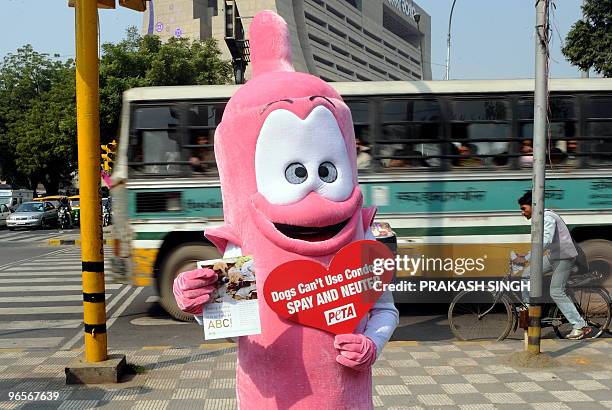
[448,260,611,341]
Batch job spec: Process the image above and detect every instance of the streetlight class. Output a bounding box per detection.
[414,13,424,80]
[445,0,458,80]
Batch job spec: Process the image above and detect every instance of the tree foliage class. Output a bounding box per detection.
[0,28,233,193]
[100,27,233,141]
[562,0,611,77]
[0,46,76,193]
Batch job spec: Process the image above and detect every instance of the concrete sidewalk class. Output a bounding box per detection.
[1,339,611,409]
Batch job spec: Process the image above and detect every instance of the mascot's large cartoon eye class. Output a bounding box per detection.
[285,163,308,184]
[255,106,355,205]
[318,162,337,183]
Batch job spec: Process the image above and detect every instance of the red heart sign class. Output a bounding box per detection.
[263,240,394,334]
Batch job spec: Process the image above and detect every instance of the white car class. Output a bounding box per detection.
[0,204,10,227]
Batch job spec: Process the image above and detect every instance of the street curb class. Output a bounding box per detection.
[47,238,115,246]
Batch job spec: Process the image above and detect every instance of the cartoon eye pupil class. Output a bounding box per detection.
[318,165,329,178]
[318,162,337,183]
[285,163,308,184]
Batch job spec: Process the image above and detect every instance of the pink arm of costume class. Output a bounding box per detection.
[173,268,217,316]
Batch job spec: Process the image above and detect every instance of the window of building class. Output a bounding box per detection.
[305,12,327,28]
[313,54,334,67]
[329,26,347,39]
[341,0,362,10]
[385,57,399,67]
[383,41,397,51]
[347,18,361,30]
[336,65,354,76]
[349,37,364,49]
[365,47,384,60]
[326,5,345,20]
[364,29,382,43]
[352,55,367,66]
[308,33,329,47]
[332,44,350,57]
[397,49,412,60]
[369,64,386,75]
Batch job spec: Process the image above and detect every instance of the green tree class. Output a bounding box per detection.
[11,64,77,194]
[562,0,612,77]
[100,27,233,142]
[0,46,76,193]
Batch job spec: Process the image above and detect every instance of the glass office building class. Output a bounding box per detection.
[142,0,431,81]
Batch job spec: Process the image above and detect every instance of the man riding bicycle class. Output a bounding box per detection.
[514,191,592,340]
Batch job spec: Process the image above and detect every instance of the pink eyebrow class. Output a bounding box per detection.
[309,95,335,107]
[260,99,294,115]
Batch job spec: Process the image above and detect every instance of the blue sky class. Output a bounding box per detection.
[1,0,586,80]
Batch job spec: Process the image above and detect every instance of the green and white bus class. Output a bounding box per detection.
[111,78,612,320]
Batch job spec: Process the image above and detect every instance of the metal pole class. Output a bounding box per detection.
[75,0,107,363]
[528,0,549,355]
[445,0,457,80]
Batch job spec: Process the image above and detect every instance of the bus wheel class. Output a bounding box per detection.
[159,243,221,322]
[580,239,612,296]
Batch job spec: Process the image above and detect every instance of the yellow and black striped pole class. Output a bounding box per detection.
[75,0,107,363]
[527,304,542,354]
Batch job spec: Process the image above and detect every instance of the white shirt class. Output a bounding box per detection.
[527,210,577,261]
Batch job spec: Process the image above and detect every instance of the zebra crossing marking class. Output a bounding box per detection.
[0,245,137,350]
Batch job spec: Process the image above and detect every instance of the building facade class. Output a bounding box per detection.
[142,0,431,82]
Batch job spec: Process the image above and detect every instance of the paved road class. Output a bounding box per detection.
[0,227,79,243]
[0,246,140,350]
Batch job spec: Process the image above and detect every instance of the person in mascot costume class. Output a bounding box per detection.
[173,10,399,410]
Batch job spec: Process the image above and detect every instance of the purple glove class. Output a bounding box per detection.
[173,268,218,315]
[334,333,377,372]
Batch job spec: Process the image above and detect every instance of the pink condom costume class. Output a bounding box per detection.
[185,11,398,409]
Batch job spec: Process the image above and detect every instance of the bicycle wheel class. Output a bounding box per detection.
[552,287,611,339]
[448,291,514,341]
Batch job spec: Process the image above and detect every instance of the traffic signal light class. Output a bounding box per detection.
[101,141,116,173]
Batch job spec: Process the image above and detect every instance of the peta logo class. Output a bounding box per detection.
[324,303,357,326]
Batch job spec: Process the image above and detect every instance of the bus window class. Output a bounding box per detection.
[450,98,511,168]
[518,97,577,168]
[185,103,225,176]
[128,105,186,176]
[379,99,442,169]
[586,96,612,165]
[346,100,372,171]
